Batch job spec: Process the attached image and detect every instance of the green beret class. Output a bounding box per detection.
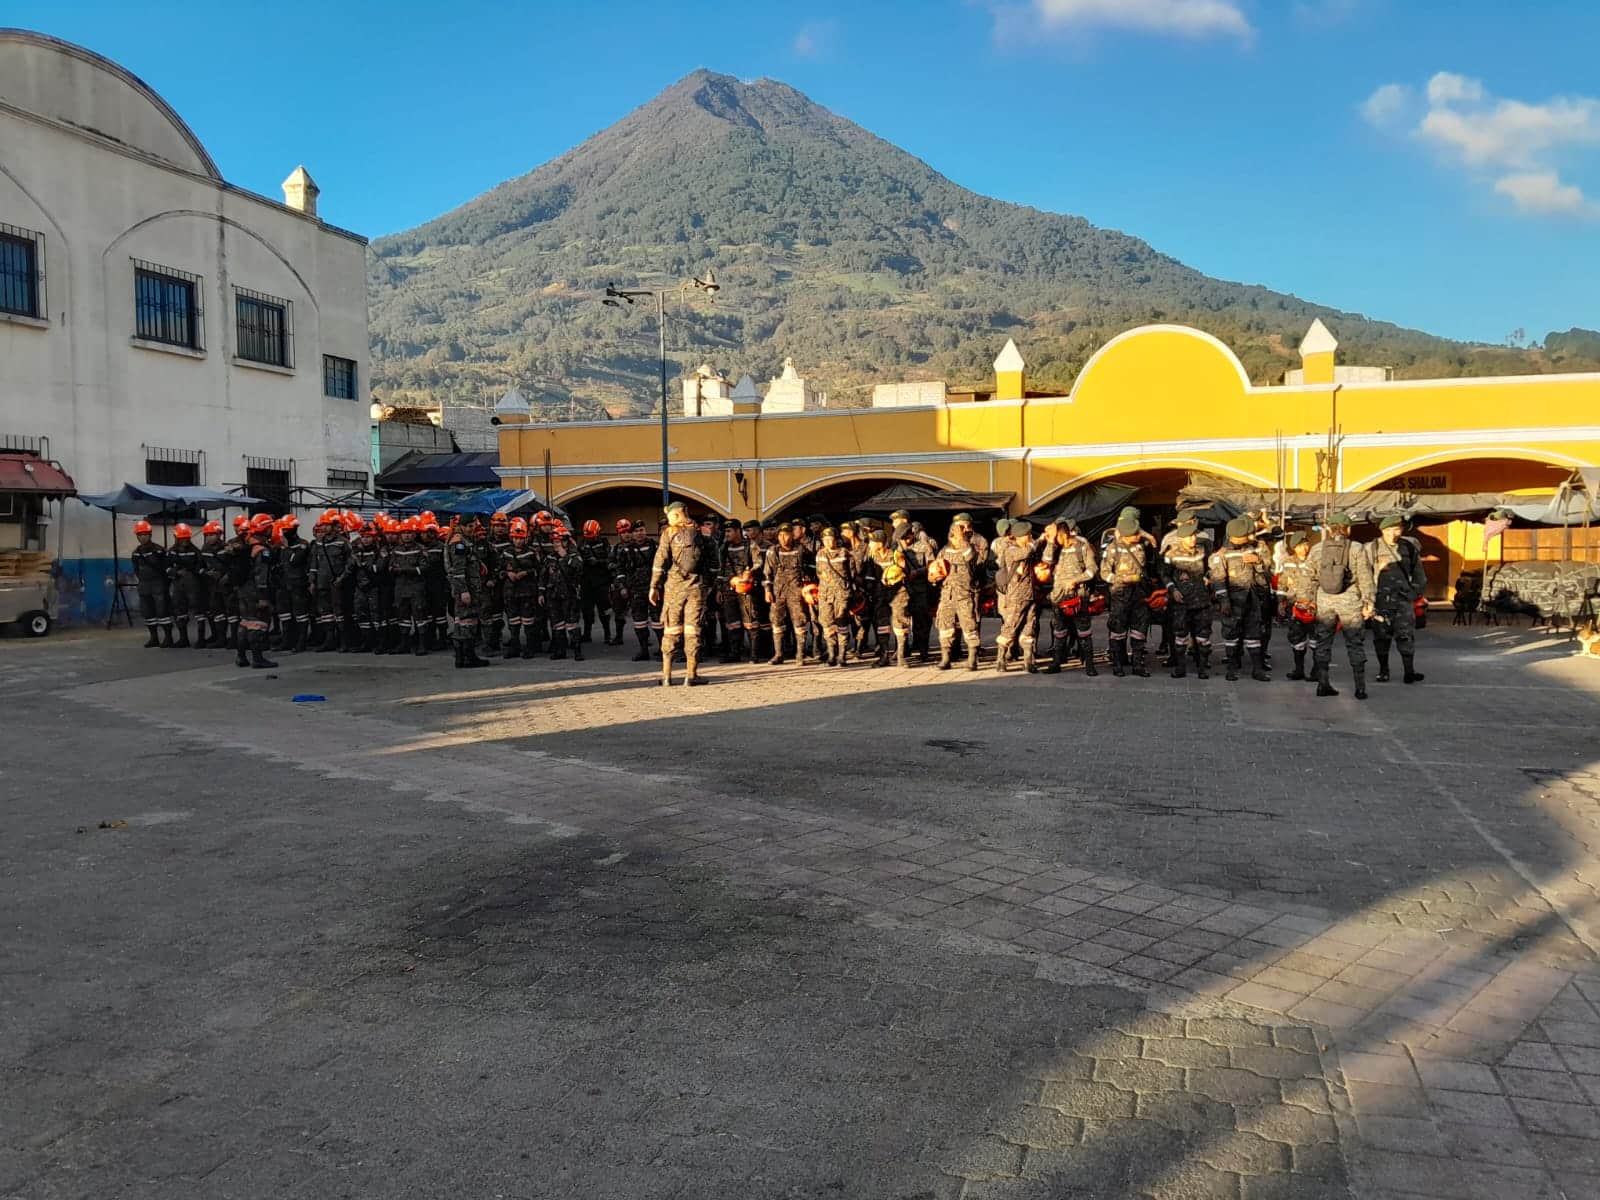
[1327,511,1353,526]
[1010,518,1033,534]
[1119,506,1141,519]
[1379,515,1404,530]
[994,518,1011,535]
[1226,516,1252,538]
[951,512,972,525]
[1116,516,1139,536]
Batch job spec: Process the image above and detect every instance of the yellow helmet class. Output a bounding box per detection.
[881,563,905,586]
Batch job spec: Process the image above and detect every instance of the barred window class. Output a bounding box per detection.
[235,287,293,368]
[326,468,367,490]
[134,262,203,349]
[0,225,44,319]
[245,456,292,515]
[145,457,200,487]
[323,355,358,399]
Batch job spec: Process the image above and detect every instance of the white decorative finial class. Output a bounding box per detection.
[993,338,1026,372]
[282,165,320,217]
[1300,319,1338,357]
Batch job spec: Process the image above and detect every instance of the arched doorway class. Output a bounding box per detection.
[560,484,729,539]
[1026,467,1243,542]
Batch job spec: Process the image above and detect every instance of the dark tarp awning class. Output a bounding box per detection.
[1029,481,1140,528]
[0,452,75,497]
[78,483,260,514]
[853,483,1013,515]
[378,451,499,490]
[395,488,568,520]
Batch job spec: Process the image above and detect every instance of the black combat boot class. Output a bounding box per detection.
[1375,647,1392,683]
[1081,636,1098,677]
[235,642,250,668]
[550,629,567,660]
[1131,642,1150,677]
[1314,660,1339,697]
[485,622,501,653]
[521,630,537,659]
[633,631,651,662]
[1225,645,1241,682]
[1194,643,1209,680]
[453,642,466,669]
[464,640,490,668]
[313,622,333,652]
[1353,666,1368,700]
[1287,648,1306,681]
[1171,642,1187,678]
[251,646,278,669]
[503,627,522,660]
[159,624,174,648]
[413,627,428,656]
[144,623,161,648]
[581,620,593,645]
[1402,653,1424,684]
[1044,642,1063,674]
[721,632,738,664]
[1109,640,1126,677]
[174,620,191,648]
[572,633,584,662]
[1250,648,1271,682]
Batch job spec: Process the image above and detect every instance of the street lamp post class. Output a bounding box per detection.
[603,272,719,506]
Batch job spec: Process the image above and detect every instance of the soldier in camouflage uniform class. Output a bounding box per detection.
[762,523,811,665]
[718,520,760,663]
[1368,515,1428,685]
[1275,532,1318,681]
[1307,512,1375,699]
[1162,519,1213,679]
[1209,516,1272,683]
[1042,519,1098,676]
[650,501,707,686]
[994,519,1041,672]
[933,520,984,671]
[446,525,490,668]
[813,525,856,668]
[1099,515,1156,677]
[541,527,585,661]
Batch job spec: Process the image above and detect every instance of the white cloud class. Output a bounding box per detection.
[1425,71,1484,107]
[1494,172,1600,219]
[1360,83,1411,129]
[1363,71,1600,221]
[792,19,838,59]
[1017,0,1253,42]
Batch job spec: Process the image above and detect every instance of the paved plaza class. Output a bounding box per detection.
[4,622,1600,1199]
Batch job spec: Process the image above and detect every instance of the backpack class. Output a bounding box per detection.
[1318,538,1349,595]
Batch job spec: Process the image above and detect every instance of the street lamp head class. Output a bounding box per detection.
[693,269,719,293]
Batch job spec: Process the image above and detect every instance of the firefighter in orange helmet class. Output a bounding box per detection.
[166,522,207,648]
[129,519,173,647]
[236,515,279,668]
[577,517,615,646]
[500,517,540,659]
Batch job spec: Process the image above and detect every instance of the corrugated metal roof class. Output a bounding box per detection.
[0,452,75,496]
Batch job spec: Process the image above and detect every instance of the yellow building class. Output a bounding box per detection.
[497,322,1599,593]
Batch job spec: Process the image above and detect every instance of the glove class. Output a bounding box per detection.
[649,587,662,607]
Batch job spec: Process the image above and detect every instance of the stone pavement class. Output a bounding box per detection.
[3,622,1600,1198]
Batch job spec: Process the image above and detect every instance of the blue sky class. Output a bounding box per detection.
[14,0,1598,344]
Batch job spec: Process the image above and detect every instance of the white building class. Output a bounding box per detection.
[682,363,733,417]
[0,29,370,622]
[762,357,825,413]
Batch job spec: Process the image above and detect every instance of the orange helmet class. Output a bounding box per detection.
[801,582,821,606]
[319,508,340,526]
[927,557,950,584]
[552,522,570,538]
[533,510,552,526]
[583,519,601,539]
[232,514,248,531]
[173,522,193,540]
[509,517,529,537]
[341,511,363,532]
[1145,585,1168,613]
[133,519,153,535]
[201,520,223,536]
[419,510,436,524]
[615,518,632,534]
[278,514,299,531]
[491,511,510,526]
[1033,561,1053,584]
[249,513,275,534]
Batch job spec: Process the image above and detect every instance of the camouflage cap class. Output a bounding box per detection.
[1327,511,1353,526]
[1009,518,1033,534]
[994,518,1011,535]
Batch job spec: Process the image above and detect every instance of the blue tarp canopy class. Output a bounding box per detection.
[378,451,499,489]
[78,483,261,515]
[394,488,567,520]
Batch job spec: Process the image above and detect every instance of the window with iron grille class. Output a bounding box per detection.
[326,468,367,490]
[1,225,44,319]
[235,287,292,368]
[134,262,203,349]
[145,457,200,487]
[245,457,292,515]
[323,355,358,399]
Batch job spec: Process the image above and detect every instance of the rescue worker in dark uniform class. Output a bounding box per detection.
[1276,532,1318,682]
[541,525,585,661]
[389,519,430,656]
[1163,519,1214,679]
[1368,515,1428,685]
[1209,516,1272,682]
[813,526,856,668]
[236,515,277,669]
[695,513,723,658]
[611,520,653,662]
[480,512,512,654]
[351,522,387,654]
[166,522,206,648]
[446,524,490,669]
[130,520,172,647]
[606,520,634,648]
[1100,514,1155,677]
[199,520,231,648]
[310,513,352,653]
[719,520,760,663]
[420,519,450,651]
[933,520,983,671]
[1252,512,1281,669]
[578,520,616,645]
[763,523,812,666]
[273,515,312,654]
[500,517,540,660]
[995,519,1041,672]
[1042,518,1098,675]
[1307,512,1376,699]
[841,520,872,658]
[649,501,707,686]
